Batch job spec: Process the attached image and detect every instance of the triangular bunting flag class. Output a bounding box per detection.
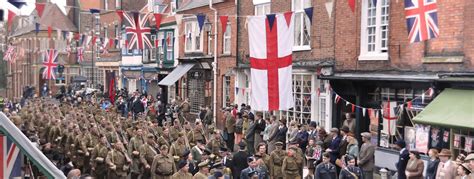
[242,88,245,94]
[56,29,61,39]
[166,36,170,45]
[334,94,341,104]
[348,0,356,13]
[304,7,314,24]
[35,3,45,17]
[153,13,163,30]
[154,39,159,48]
[220,16,229,33]
[325,0,334,18]
[92,36,97,45]
[346,101,350,106]
[7,10,16,30]
[351,104,355,113]
[407,101,412,109]
[266,14,276,31]
[283,11,293,27]
[362,108,367,117]
[196,14,206,32]
[372,0,377,6]
[109,38,114,48]
[236,87,239,95]
[90,9,100,14]
[116,10,124,22]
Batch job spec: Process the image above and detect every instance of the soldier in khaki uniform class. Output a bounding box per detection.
[128,128,144,178]
[169,121,181,141]
[152,145,177,179]
[188,121,206,147]
[106,141,131,179]
[140,133,159,179]
[282,147,302,179]
[91,135,109,179]
[170,132,188,159]
[158,128,171,147]
[270,141,286,179]
[206,130,226,155]
[255,143,271,170]
[172,160,193,179]
[193,160,210,179]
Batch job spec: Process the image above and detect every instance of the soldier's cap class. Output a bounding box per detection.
[461,163,473,173]
[196,139,205,144]
[181,150,190,158]
[203,148,212,155]
[275,141,284,146]
[147,133,154,138]
[177,160,188,169]
[340,126,350,133]
[361,132,371,139]
[160,145,168,150]
[465,153,474,161]
[238,141,247,148]
[198,160,210,168]
[213,171,224,177]
[219,147,228,152]
[211,161,224,169]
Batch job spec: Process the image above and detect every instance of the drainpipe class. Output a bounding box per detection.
[210,0,218,125]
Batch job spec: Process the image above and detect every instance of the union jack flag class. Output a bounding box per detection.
[3,46,15,62]
[124,12,152,49]
[42,49,58,80]
[77,47,84,62]
[404,0,439,43]
[0,135,22,179]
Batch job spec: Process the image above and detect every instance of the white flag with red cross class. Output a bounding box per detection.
[248,12,295,111]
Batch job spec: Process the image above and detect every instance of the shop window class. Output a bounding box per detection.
[223,76,231,107]
[280,74,313,124]
[359,0,390,60]
[292,0,311,50]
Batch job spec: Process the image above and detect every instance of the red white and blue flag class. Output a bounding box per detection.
[42,49,58,80]
[404,0,439,43]
[0,135,22,179]
[77,47,84,62]
[3,46,16,63]
[248,13,295,111]
[124,12,153,49]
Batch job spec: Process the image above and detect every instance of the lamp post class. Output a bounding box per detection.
[209,1,218,125]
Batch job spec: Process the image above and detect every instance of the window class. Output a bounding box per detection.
[171,1,177,15]
[115,0,121,9]
[223,23,231,54]
[184,21,203,52]
[166,31,173,61]
[254,3,271,16]
[281,74,313,124]
[150,35,157,61]
[223,76,231,107]
[157,32,165,61]
[318,80,330,129]
[360,0,390,60]
[292,0,311,50]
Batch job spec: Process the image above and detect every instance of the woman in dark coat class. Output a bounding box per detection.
[425,148,440,179]
[405,150,424,179]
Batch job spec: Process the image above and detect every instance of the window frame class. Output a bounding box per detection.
[184,21,203,53]
[359,0,390,61]
[254,3,271,16]
[292,0,311,51]
[223,75,232,108]
[223,23,231,55]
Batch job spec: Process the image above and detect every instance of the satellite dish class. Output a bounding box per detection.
[8,0,27,9]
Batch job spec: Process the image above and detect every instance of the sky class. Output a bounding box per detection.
[1,0,67,22]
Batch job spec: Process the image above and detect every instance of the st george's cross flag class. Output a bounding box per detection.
[42,49,59,80]
[248,13,295,111]
[124,12,153,49]
[404,0,439,43]
[0,134,22,179]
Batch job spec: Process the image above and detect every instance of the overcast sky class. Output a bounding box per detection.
[1,0,67,21]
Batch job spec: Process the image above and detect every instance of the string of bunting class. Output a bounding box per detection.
[330,86,434,117]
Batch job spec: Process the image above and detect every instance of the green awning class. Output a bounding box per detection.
[413,88,474,129]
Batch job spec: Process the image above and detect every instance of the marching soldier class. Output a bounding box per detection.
[206,130,226,155]
[191,140,206,164]
[152,145,177,179]
[106,141,131,179]
[270,141,286,179]
[172,160,193,179]
[128,128,144,178]
[157,128,171,147]
[170,120,181,141]
[193,160,210,179]
[282,147,303,179]
[91,135,109,179]
[188,121,207,147]
[140,133,159,179]
[170,132,188,161]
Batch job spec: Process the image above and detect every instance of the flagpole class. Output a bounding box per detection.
[210,0,218,125]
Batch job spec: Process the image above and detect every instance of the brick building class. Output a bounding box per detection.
[235,0,335,129]
[319,0,474,171]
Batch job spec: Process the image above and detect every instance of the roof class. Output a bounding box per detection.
[177,0,224,11]
[413,88,474,130]
[320,72,439,82]
[0,113,66,179]
[37,3,77,31]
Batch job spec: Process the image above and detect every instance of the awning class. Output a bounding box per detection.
[413,88,474,129]
[158,64,195,86]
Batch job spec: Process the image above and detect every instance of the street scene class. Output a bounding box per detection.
[0,0,474,179]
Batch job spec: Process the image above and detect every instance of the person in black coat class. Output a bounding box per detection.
[395,140,409,179]
[315,152,337,179]
[326,128,341,164]
[425,148,440,179]
[130,95,144,119]
[274,120,288,146]
[232,142,250,179]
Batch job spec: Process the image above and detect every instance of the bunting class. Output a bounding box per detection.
[153,13,163,30]
[220,16,229,33]
[35,3,46,17]
[304,7,314,24]
[196,14,206,32]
